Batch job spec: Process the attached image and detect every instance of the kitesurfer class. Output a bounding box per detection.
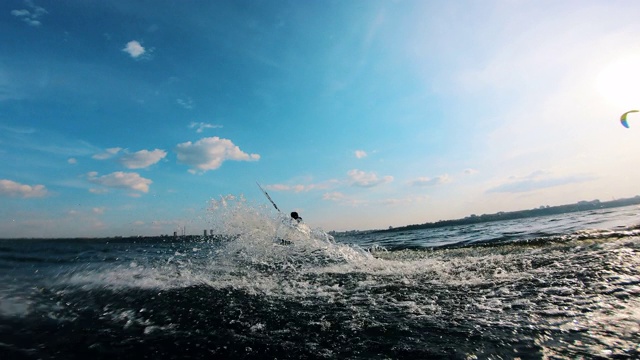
[291,211,302,223]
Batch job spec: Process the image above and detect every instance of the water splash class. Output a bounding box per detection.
[206,194,374,275]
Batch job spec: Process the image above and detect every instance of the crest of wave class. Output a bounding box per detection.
[206,195,373,274]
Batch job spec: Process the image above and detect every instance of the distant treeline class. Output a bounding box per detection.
[377,196,640,233]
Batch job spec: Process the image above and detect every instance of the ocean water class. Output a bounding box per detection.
[1,199,639,359]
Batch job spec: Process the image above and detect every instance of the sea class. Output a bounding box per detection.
[1,198,639,359]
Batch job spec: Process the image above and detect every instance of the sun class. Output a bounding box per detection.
[596,55,640,109]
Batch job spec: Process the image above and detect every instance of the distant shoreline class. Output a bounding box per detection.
[4,196,639,241]
[368,196,640,234]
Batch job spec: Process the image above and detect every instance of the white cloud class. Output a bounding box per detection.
[87,171,152,193]
[323,191,346,201]
[178,98,194,110]
[189,122,223,133]
[119,149,167,169]
[267,180,338,193]
[355,150,367,159]
[381,195,429,206]
[409,174,452,187]
[0,124,35,135]
[92,147,122,160]
[322,191,367,206]
[123,40,145,58]
[92,148,166,169]
[175,137,260,173]
[0,179,48,198]
[11,1,47,27]
[11,9,29,16]
[323,190,427,208]
[68,158,77,165]
[347,169,393,187]
[268,184,302,192]
[486,171,594,194]
[92,207,105,215]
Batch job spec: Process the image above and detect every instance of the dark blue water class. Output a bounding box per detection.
[1,203,639,359]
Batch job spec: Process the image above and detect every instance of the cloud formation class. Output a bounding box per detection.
[355,150,367,159]
[123,40,145,58]
[380,195,429,206]
[267,180,338,193]
[118,149,167,169]
[323,191,346,201]
[0,179,48,198]
[92,148,166,169]
[178,98,194,110]
[486,171,594,194]
[175,137,260,173]
[409,174,452,187]
[189,122,223,133]
[348,169,393,187]
[87,171,152,193]
[11,1,47,27]
[92,147,122,160]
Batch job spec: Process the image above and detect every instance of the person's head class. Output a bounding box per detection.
[290,211,299,220]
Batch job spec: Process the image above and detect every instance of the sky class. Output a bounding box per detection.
[2,0,640,238]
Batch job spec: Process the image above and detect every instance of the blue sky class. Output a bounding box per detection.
[3,0,640,238]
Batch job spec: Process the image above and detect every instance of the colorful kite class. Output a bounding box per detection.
[620,110,639,128]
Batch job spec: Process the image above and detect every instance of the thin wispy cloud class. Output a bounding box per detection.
[189,122,223,133]
[123,40,145,58]
[0,126,100,158]
[348,169,393,188]
[266,180,339,193]
[118,149,167,169]
[175,137,260,174]
[92,147,122,160]
[87,171,152,193]
[486,171,595,194]
[380,195,429,206]
[322,191,368,206]
[323,191,346,201]
[322,191,426,208]
[355,150,367,159]
[0,124,36,134]
[93,148,166,169]
[409,174,452,187]
[178,98,194,110]
[11,0,47,27]
[0,179,48,198]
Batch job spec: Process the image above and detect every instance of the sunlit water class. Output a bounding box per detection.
[1,199,639,359]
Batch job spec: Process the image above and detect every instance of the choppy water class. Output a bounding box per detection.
[1,199,639,359]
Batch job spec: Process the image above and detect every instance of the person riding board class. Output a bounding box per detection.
[290,211,302,223]
[256,183,310,243]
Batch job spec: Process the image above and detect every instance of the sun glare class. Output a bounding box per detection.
[596,55,640,109]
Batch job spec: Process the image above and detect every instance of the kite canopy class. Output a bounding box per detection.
[620,110,639,128]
